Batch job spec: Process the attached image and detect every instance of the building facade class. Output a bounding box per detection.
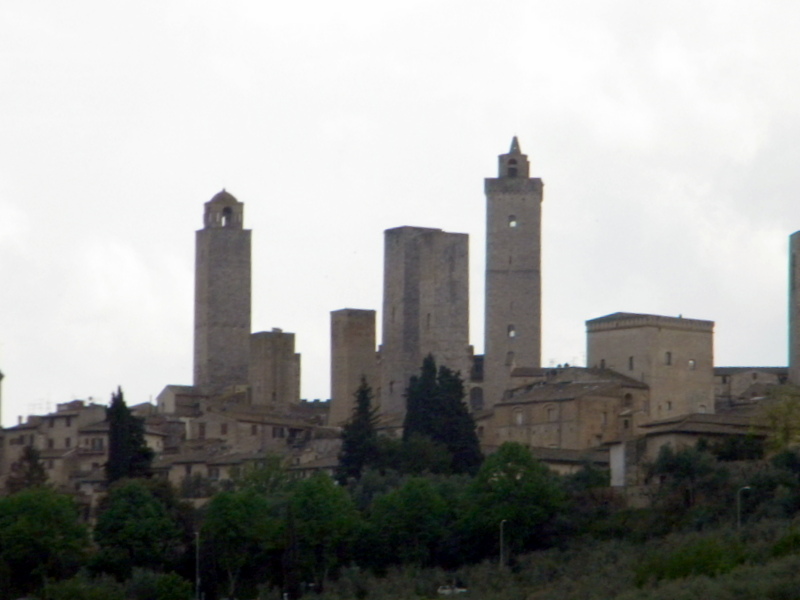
[587,312,715,420]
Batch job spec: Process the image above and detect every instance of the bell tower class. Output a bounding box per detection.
[193,190,252,394]
[483,137,543,408]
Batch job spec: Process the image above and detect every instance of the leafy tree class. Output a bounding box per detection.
[403,355,483,474]
[0,487,89,596]
[463,442,565,559]
[93,479,184,579]
[289,473,361,589]
[374,435,453,475]
[336,377,380,484]
[202,489,281,599]
[762,385,800,453]
[5,445,48,494]
[232,454,291,495]
[106,387,154,483]
[368,477,450,567]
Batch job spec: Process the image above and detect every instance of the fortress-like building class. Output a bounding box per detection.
[1,137,795,500]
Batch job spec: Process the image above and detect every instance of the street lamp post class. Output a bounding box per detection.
[737,486,751,532]
[499,519,507,567]
[195,530,201,600]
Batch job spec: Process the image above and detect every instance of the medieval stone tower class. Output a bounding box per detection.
[380,226,470,419]
[193,190,252,394]
[790,231,800,385]
[330,309,378,426]
[483,137,544,409]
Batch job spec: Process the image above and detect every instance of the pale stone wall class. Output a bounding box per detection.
[484,139,543,410]
[587,313,714,421]
[193,190,251,394]
[249,329,301,411]
[330,309,377,426]
[380,226,470,418]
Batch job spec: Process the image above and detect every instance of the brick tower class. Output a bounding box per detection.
[483,137,544,409]
[193,190,252,394]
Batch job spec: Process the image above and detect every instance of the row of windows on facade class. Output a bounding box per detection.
[8,434,104,450]
[196,422,287,440]
[597,355,697,371]
[511,395,634,426]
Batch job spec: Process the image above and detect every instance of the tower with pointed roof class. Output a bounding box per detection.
[483,138,544,409]
[194,190,252,394]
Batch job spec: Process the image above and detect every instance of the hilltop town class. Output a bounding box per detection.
[0,138,794,508]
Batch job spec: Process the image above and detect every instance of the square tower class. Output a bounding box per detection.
[330,309,378,426]
[380,226,470,418]
[249,329,301,410]
[586,312,715,419]
[483,137,544,409]
[193,190,252,394]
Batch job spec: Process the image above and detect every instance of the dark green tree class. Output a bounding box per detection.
[202,490,281,599]
[0,487,89,597]
[5,445,48,494]
[105,387,154,483]
[289,473,361,589]
[403,355,483,474]
[463,442,565,559]
[336,377,380,484]
[92,479,184,579]
[368,476,449,567]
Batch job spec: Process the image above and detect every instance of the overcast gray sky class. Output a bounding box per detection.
[1,1,797,425]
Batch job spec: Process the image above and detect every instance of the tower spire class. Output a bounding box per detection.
[510,136,521,154]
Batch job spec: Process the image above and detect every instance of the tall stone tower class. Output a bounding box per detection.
[330,309,378,426]
[193,190,252,394]
[380,226,470,419]
[483,137,543,409]
[790,232,800,385]
[249,329,301,410]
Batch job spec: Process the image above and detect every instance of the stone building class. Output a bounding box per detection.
[587,312,715,420]
[379,226,470,419]
[493,367,648,450]
[329,309,378,426]
[483,137,544,411]
[194,190,252,394]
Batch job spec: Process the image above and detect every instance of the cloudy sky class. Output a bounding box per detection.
[1,1,797,425]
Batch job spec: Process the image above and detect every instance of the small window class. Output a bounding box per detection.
[48,419,54,428]
[600,359,606,369]
[547,406,557,422]
[507,158,518,177]
[220,423,228,436]
[198,423,206,440]
[628,356,634,371]
[47,439,54,449]
[508,325,516,338]
[251,424,258,436]
[65,437,71,448]
[665,351,672,366]
[623,393,633,408]
[514,408,524,426]
[667,401,673,411]
[752,372,758,381]
[623,419,630,429]
[688,359,696,370]
[508,215,518,227]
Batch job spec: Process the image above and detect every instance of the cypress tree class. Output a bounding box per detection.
[105,387,154,483]
[403,355,483,474]
[336,377,379,484]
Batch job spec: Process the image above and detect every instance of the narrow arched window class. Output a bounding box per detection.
[507,158,518,177]
[508,215,518,227]
[507,325,516,338]
[222,206,233,227]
